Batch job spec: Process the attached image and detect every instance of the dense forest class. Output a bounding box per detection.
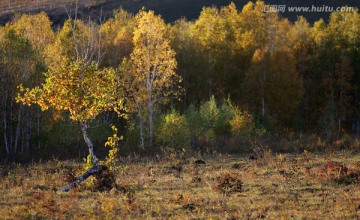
[1,1,360,162]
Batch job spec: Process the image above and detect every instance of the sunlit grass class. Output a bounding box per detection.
[0,151,359,219]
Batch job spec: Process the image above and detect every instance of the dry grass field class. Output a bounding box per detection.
[0,150,360,219]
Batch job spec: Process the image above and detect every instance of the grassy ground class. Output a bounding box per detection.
[0,150,359,219]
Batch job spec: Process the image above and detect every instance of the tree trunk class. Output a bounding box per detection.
[65,122,101,195]
[148,100,153,148]
[139,118,145,149]
[24,111,31,152]
[329,72,335,139]
[262,96,265,118]
[2,93,9,154]
[338,116,342,139]
[81,123,98,165]
[37,108,41,151]
[10,98,13,153]
[14,103,23,153]
[260,68,266,118]
[357,117,360,137]
[60,165,107,192]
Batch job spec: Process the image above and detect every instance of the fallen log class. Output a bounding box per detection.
[60,165,107,192]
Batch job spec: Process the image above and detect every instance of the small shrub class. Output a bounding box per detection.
[123,122,142,151]
[250,141,272,163]
[214,98,235,137]
[324,161,348,179]
[80,166,116,192]
[184,104,201,148]
[185,96,256,151]
[215,172,243,195]
[322,161,360,185]
[156,109,190,149]
[333,133,352,150]
[104,125,122,172]
[198,96,219,146]
[83,155,95,170]
[337,171,360,185]
[92,169,116,192]
[230,108,255,139]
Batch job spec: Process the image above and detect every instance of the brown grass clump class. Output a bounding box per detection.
[92,169,116,192]
[322,161,360,185]
[324,161,348,178]
[337,170,360,185]
[306,161,360,185]
[215,171,243,195]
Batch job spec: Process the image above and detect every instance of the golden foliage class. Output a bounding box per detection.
[10,12,54,52]
[17,58,123,123]
[121,9,181,113]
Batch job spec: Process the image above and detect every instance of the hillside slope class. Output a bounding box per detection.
[0,0,359,25]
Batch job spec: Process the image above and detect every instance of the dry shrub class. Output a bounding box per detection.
[308,161,360,185]
[92,169,116,192]
[324,161,348,178]
[335,163,360,185]
[250,141,273,166]
[215,172,243,195]
[337,170,360,185]
[73,166,117,192]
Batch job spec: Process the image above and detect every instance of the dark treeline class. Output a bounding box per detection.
[1,1,360,161]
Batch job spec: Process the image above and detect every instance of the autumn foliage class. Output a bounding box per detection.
[0,1,358,159]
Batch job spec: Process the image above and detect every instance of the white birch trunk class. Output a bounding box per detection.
[139,118,145,149]
[14,103,23,153]
[10,98,13,152]
[61,165,107,192]
[81,123,98,165]
[148,99,153,148]
[2,96,9,154]
[1,69,9,154]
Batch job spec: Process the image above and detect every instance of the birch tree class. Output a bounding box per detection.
[121,9,180,149]
[101,9,135,67]
[17,8,124,191]
[17,59,121,164]
[0,28,36,155]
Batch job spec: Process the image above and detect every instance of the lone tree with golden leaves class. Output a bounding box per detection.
[16,7,123,191]
[17,59,121,165]
[121,9,181,149]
